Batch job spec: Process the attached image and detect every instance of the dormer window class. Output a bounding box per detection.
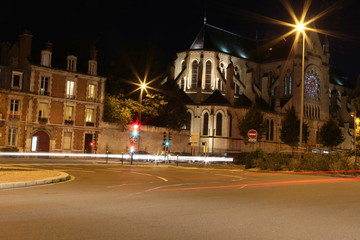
[67,55,77,72]
[41,50,52,67]
[11,71,23,89]
[88,60,97,75]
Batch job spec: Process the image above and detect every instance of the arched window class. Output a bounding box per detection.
[191,60,198,89]
[202,112,209,135]
[284,74,293,96]
[216,113,222,136]
[205,61,211,90]
[180,78,185,90]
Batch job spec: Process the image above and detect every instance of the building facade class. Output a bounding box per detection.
[0,31,106,153]
[169,23,355,154]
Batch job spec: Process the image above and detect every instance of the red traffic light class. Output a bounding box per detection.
[89,141,95,147]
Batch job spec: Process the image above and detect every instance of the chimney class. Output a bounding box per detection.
[40,41,53,67]
[1,42,11,65]
[18,29,33,69]
[88,45,97,75]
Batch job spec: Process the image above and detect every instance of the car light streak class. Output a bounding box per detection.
[156,177,360,191]
[0,152,233,163]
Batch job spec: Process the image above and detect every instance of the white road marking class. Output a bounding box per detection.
[132,172,168,182]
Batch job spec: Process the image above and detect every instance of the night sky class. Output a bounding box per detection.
[1,0,359,84]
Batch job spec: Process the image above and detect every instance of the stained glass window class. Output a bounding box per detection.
[305,69,320,99]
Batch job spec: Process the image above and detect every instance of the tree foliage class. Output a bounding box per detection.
[103,94,167,128]
[238,104,265,140]
[280,106,309,147]
[148,80,190,131]
[319,118,345,150]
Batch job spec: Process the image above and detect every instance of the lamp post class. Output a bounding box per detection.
[137,82,147,151]
[139,82,147,123]
[297,23,306,153]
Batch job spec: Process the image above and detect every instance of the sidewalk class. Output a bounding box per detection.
[0,166,70,190]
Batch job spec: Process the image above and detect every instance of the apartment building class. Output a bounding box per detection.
[0,30,106,153]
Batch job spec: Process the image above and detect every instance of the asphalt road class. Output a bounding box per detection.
[1,160,360,240]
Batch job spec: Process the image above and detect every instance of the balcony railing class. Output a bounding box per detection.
[86,97,97,102]
[66,94,75,99]
[9,114,20,120]
[86,122,95,127]
[40,89,50,96]
[38,117,48,124]
[64,119,74,125]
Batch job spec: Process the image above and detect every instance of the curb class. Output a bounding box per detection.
[0,172,70,190]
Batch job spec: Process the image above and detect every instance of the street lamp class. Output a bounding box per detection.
[297,22,306,153]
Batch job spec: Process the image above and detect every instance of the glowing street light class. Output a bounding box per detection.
[297,22,306,152]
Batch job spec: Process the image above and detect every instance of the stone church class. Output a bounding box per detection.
[167,21,355,154]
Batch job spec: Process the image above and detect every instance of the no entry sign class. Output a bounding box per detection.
[247,129,258,142]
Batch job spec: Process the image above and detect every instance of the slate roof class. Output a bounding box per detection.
[189,23,293,63]
[203,90,231,105]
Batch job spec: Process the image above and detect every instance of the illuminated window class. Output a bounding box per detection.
[7,127,17,146]
[87,84,96,100]
[85,108,94,123]
[305,69,320,100]
[202,112,209,135]
[191,60,198,89]
[66,80,75,99]
[205,61,211,90]
[284,74,292,96]
[38,103,48,119]
[65,106,74,120]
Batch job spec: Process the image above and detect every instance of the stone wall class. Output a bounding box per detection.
[98,122,192,154]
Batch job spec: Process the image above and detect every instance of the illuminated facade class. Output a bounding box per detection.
[0,31,106,152]
[169,23,355,154]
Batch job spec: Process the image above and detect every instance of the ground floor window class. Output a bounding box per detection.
[7,127,17,146]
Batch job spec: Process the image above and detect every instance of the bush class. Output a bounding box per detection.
[0,146,19,152]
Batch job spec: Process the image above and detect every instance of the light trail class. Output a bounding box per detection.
[0,152,233,163]
[156,177,360,192]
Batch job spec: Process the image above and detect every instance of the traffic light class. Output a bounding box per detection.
[131,123,140,137]
[129,144,135,153]
[168,132,172,141]
[163,132,167,142]
[89,141,94,148]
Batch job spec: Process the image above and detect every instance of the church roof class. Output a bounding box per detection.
[190,23,258,60]
[189,23,293,63]
[234,94,253,107]
[203,90,231,105]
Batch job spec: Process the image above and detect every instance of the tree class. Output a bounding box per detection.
[147,80,190,131]
[319,118,345,150]
[103,94,167,128]
[238,104,265,140]
[280,106,309,149]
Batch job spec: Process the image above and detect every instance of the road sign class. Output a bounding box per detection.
[190,132,200,147]
[247,129,258,141]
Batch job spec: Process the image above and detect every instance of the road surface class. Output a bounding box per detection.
[1,160,360,240]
